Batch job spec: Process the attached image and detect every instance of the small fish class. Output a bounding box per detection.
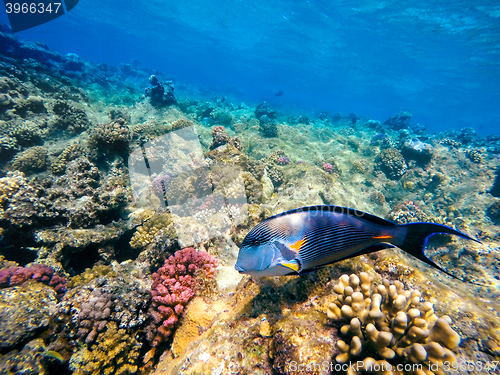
[45,350,64,362]
[275,90,283,97]
[235,205,480,280]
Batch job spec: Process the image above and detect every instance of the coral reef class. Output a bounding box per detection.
[487,201,500,225]
[384,111,412,130]
[327,273,461,375]
[89,118,131,154]
[50,143,85,175]
[254,101,276,120]
[323,161,341,176]
[0,170,56,229]
[209,125,240,150]
[402,139,433,165]
[440,138,462,148]
[10,145,47,173]
[170,118,193,132]
[386,201,431,224]
[210,108,234,126]
[0,263,67,297]
[0,25,499,375]
[276,156,291,165]
[351,160,368,174]
[130,211,176,249]
[375,148,407,180]
[51,100,90,134]
[51,157,129,228]
[152,173,172,196]
[0,282,58,350]
[3,120,43,147]
[69,322,143,375]
[0,338,57,375]
[146,247,219,346]
[465,148,484,164]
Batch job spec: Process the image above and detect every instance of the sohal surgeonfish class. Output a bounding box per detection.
[235,205,480,279]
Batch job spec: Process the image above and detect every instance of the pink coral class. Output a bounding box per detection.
[323,162,334,173]
[276,156,291,165]
[0,264,67,297]
[148,247,218,346]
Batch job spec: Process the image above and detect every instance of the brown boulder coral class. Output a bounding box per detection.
[375,148,407,180]
[326,272,461,375]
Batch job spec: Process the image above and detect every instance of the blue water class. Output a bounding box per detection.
[2,0,499,135]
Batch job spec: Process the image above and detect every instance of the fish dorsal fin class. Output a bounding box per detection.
[266,205,397,227]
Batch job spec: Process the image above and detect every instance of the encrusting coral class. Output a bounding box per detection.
[327,272,461,375]
[130,211,176,249]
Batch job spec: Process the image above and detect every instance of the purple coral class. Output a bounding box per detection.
[0,264,67,298]
[276,156,291,165]
[153,173,172,196]
[323,162,334,174]
[148,247,218,346]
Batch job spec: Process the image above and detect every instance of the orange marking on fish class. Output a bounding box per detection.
[373,235,393,239]
[290,238,306,252]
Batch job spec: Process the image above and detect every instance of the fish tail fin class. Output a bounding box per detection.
[398,222,480,281]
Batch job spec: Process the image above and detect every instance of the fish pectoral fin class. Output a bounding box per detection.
[278,260,300,273]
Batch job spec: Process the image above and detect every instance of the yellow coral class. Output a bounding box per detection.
[171,297,217,358]
[68,264,116,288]
[327,273,461,375]
[170,118,193,132]
[51,143,84,175]
[129,212,175,249]
[70,322,142,375]
[0,171,23,207]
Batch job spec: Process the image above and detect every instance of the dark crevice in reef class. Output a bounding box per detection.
[65,244,100,275]
[490,168,500,197]
[114,227,140,263]
[0,245,38,266]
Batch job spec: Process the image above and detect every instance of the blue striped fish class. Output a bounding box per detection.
[235,205,479,279]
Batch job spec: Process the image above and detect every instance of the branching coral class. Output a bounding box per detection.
[464,149,483,164]
[51,143,85,175]
[0,263,67,298]
[147,247,218,346]
[70,322,143,375]
[327,273,460,375]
